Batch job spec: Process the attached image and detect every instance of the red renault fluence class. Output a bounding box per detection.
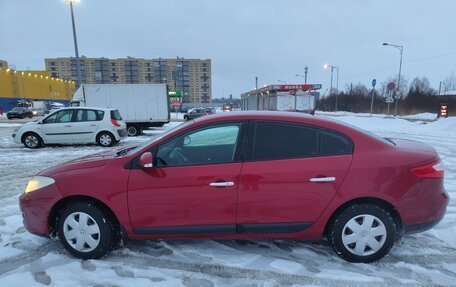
[19,111,448,262]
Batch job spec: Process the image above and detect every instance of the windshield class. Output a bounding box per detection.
[11,107,22,112]
[116,121,193,157]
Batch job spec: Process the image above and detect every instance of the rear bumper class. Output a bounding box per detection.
[397,178,449,232]
[117,128,127,138]
[404,217,444,235]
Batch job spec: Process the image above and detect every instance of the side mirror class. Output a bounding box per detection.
[138,152,154,168]
[183,136,191,146]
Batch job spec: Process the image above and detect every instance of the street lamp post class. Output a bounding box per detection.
[382,42,403,116]
[69,0,83,88]
[324,64,339,112]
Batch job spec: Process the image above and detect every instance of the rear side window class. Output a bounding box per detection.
[110,110,122,120]
[252,122,318,161]
[319,130,353,155]
[75,109,103,122]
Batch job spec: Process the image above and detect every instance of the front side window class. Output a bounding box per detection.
[43,112,58,124]
[56,110,74,123]
[156,124,241,167]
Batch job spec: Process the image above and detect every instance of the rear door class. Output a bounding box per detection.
[71,109,104,143]
[237,121,353,233]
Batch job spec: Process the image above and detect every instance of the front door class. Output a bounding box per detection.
[39,109,75,143]
[127,122,247,235]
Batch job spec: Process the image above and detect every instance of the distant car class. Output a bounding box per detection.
[183,108,214,121]
[7,107,33,119]
[223,105,232,112]
[30,108,46,117]
[12,107,127,148]
[19,111,448,262]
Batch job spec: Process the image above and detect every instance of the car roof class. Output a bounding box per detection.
[59,107,116,112]
[194,111,364,135]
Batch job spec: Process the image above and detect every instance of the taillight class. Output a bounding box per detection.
[111,119,120,127]
[411,160,444,178]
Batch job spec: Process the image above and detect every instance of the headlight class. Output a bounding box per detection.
[25,176,55,194]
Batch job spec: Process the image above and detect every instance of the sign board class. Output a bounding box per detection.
[372,79,377,88]
[387,82,396,91]
[168,90,183,97]
[171,100,182,107]
[438,104,448,118]
[385,97,394,103]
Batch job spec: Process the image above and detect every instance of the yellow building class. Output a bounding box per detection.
[0,68,75,112]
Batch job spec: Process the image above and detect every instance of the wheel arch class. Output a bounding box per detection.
[324,197,403,239]
[48,195,125,240]
[21,131,44,144]
[96,130,116,142]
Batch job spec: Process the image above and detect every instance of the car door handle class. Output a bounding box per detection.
[90,124,97,127]
[209,182,235,187]
[64,124,72,127]
[310,177,336,183]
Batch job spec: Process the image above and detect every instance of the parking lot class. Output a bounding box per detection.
[0,114,455,286]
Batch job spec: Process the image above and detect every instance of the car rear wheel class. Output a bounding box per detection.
[58,202,117,259]
[23,132,42,149]
[97,132,114,147]
[184,115,189,121]
[328,204,396,263]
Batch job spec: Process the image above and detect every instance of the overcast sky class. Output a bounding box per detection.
[1,0,456,98]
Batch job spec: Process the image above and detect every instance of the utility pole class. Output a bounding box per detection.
[304,66,308,84]
[382,42,403,116]
[255,77,259,110]
[69,0,83,88]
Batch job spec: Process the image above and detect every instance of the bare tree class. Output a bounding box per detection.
[409,76,436,95]
[443,71,456,93]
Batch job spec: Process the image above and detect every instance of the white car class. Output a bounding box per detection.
[12,107,127,148]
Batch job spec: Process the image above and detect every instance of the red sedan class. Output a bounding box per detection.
[19,111,448,262]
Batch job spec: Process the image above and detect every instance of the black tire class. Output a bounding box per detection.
[127,125,140,137]
[328,204,396,263]
[22,132,42,149]
[58,201,118,259]
[97,132,115,147]
[184,115,189,121]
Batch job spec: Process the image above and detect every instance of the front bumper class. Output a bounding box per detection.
[19,183,62,237]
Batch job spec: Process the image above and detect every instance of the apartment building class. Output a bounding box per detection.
[0,60,8,69]
[45,56,212,103]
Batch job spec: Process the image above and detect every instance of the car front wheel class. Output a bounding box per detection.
[328,204,396,263]
[23,133,42,149]
[58,202,118,259]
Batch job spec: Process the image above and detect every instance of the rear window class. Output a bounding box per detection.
[319,130,353,155]
[110,110,122,120]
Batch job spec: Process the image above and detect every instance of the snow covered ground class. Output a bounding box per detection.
[0,115,455,286]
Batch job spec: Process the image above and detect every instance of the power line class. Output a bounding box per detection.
[341,50,456,81]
